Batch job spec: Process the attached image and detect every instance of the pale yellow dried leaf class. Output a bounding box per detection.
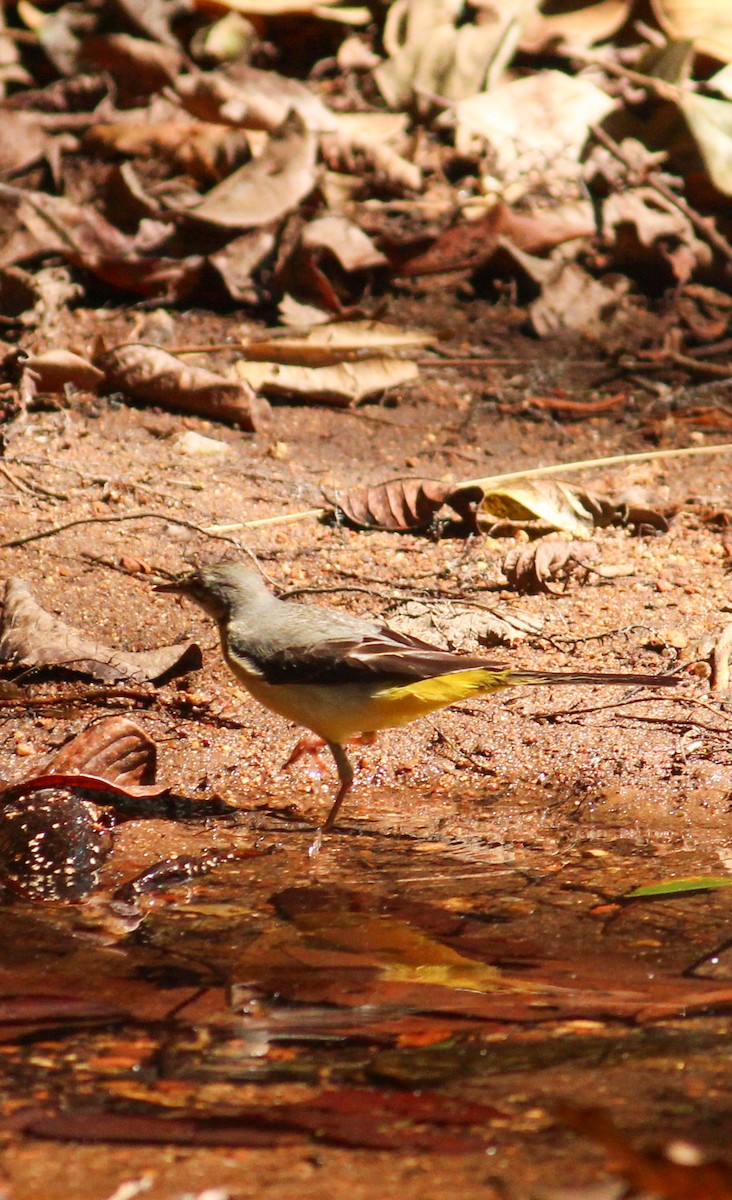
[651,0,732,62]
[481,480,599,537]
[234,356,419,404]
[521,0,631,52]
[455,70,615,179]
[181,112,317,227]
[374,0,533,108]
[678,91,732,194]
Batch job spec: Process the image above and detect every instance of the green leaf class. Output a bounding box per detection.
[626,875,732,899]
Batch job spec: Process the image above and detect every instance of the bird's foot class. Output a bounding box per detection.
[283,731,377,771]
[283,735,325,769]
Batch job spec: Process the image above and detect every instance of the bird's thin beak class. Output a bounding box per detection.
[153,578,188,594]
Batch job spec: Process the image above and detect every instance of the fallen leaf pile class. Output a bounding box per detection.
[1,0,732,405]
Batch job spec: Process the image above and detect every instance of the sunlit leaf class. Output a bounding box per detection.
[234,356,419,406]
[651,0,732,62]
[329,477,482,530]
[480,480,598,536]
[678,92,732,196]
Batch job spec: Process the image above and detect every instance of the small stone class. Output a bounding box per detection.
[175,430,229,457]
[666,629,688,650]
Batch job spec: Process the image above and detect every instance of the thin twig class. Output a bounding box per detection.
[205,508,325,534]
[203,442,732,534]
[1,511,246,550]
[457,441,732,491]
[711,620,732,693]
[589,123,732,269]
[0,463,69,501]
[533,692,732,727]
[0,463,36,497]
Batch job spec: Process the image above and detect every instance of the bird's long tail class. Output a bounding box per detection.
[506,668,680,689]
[375,666,680,727]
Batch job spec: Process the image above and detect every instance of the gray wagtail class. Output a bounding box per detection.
[156,561,680,831]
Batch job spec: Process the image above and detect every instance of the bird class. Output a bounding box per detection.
[156,561,681,831]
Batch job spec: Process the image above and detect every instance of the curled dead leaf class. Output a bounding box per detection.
[178,111,317,229]
[44,716,159,792]
[0,577,203,684]
[0,717,168,902]
[234,357,418,407]
[175,66,336,133]
[20,349,105,394]
[503,539,601,594]
[84,119,252,185]
[240,320,434,366]
[503,539,636,594]
[97,342,272,430]
[479,480,669,538]
[210,229,276,303]
[0,184,204,302]
[279,214,389,311]
[329,478,483,531]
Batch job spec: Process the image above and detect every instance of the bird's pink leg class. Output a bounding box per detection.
[283,730,377,771]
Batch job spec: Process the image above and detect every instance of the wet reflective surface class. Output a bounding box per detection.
[0,783,731,1199]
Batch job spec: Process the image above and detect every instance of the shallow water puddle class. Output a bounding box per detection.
[0,790,730,1198]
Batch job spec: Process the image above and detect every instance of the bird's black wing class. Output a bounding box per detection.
[248,624,508,686]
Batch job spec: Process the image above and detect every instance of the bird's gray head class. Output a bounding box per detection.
[156,561,271,621]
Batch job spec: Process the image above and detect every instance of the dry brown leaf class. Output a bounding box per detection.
[503,539,603,594]
[391,202,595,276]
[191,0,366,19]
[20,349,105,393]
[78,33,182,100]
[480,479,669,538]
[0,577,203,684]
[455,70,615,201]
[279,215,389,311]
[480,480,600,537]
[301,216,388,273]
[521,0,631,53]
[529,261,627,337]
[98,342,272,430]
[600,186,712,283]
[178,112,317,229]
[651,0,732,62]
[79,33,183,98]
[84,119,252,184]
[234,357,418,406]
[210,229,276,302]
[45,716,159,790]
[0,184,204,302]
[175,67,335,133]
[322,113,422,191]
[329,477,483,531]
[0,110,48,173]
[374,0,523,109]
